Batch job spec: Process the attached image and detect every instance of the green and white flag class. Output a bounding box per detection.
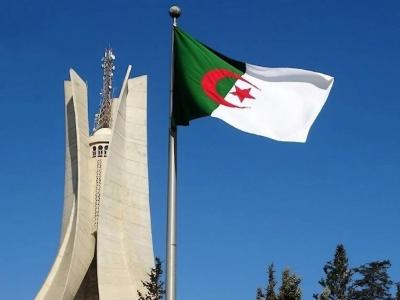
[172,27,334,142]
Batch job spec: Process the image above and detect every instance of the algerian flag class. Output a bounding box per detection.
[172,27,334,142]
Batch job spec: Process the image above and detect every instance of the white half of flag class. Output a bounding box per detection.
[211,64,334,142]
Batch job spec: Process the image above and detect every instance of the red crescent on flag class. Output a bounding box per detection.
[201,69,258,108]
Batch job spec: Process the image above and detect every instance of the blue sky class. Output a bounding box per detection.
[0,0,399,299]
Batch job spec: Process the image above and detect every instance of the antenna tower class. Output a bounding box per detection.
[94,49,115,131]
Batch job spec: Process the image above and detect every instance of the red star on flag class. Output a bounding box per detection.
[230,85,255,102]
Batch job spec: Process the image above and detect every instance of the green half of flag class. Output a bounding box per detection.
[172,27,246,126]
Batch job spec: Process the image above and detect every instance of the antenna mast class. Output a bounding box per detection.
[94,48,115,131]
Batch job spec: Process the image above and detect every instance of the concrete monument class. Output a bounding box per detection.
[36,50,154,300]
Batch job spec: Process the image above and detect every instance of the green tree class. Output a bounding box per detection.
[314,244,352,300]
[349,260,393,300]
[137,257,165,300]
[256,288,265,300]
[318,287,331,300]
[395,282,400,300]
[256,264,277,300]
[266,264,278,300]
[278,268,301,300]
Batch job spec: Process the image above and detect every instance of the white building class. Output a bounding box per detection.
[36,50,154,300]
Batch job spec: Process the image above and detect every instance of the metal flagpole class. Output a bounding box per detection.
[166,5,181,300]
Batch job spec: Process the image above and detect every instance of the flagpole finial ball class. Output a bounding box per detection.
[169,5,181,19]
